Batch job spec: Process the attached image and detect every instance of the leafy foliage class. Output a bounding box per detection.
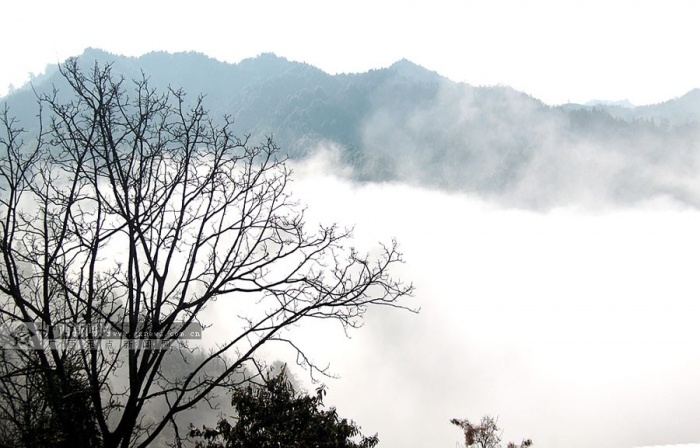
[0,350,101,448]
[190,366,378,448]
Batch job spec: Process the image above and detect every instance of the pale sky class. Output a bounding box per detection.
[2,0,700,105]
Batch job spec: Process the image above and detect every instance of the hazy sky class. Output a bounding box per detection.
[2,0,699,105]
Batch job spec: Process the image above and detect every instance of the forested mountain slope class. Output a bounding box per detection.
[4,49,700,208]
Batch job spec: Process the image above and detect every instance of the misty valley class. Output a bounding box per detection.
[0,49,699,448]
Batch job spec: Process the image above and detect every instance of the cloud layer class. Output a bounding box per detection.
[357,81,700,211]
[273,154,700,448]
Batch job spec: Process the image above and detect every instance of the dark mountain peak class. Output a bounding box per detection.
[138,50,219,63]
[388,59,443,83]
[389,58,420,69]
[80,47,120,61]
[237,52,323,77]
[239,52,289,67]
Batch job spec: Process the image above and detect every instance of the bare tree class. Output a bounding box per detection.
[451,416,532,448]
[0,58,413,448]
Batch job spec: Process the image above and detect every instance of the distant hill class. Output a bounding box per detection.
[567,89,700,125]
[3,49,700,209]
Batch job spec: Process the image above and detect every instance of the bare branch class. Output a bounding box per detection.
[0,57,414,448]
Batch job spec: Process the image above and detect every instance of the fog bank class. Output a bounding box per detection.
[274,152,700,448]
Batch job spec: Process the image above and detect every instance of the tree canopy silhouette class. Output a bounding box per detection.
[190,365,379,448]
[0,58,412,448]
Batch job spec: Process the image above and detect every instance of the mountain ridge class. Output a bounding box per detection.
[3,48,700,209]
[8,48,700,109]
